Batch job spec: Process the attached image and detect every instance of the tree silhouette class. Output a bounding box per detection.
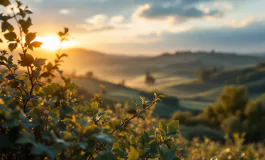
[145,71,155,85]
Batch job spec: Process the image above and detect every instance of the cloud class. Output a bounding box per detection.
[110,16,124,25]
[165,21,265,47]
[134,0,223,22]
[231,17,254,28]
[59,9,71,15]
[214,2,234,10]
[103,20,265,54]
[76,14,125,32]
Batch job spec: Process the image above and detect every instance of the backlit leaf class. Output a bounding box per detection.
[31,41,43,48]
[25,32,36,44]
[4,32,17,41]
[8,43,17,52]
[128,146,139,160]
[0,0,11,7]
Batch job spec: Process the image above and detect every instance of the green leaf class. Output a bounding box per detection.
[40,72,50,78]
[159,121,167,134]
[4,32,17,41]
[23,94,36,100]
[8,43,17,52]
[60,53,68,58]
[57,70,63,76]
[31,143,60,159]
[45,62,53,72]
[0,0,11,7]
[96,134,112,143]
[16,0,22,7]
[98,111,106,117]
[19,8,26,18]
[85,101,99,113]
[19,18,32,34]
[8,80,19,88]
[33,58,46,67]
[61,104,76,115]
[18,53,34,66]
[138,115,145,120]
[25,32,36,44]
[2,119,20,127]
[64,27,69,34]
[128,146,139,160]
[5,74,15,80]
[16,130,35,145]
[95,152,117,160]
[130,136,137,146]
[112,142,124,157]
[167,120,179,136]
[1,21,14,32]
[163,150,176,160]
[148,139,159,154]
[25,10,33,14]
[127,108,137,115]
[31,41,43,48]
[7,55,13,62]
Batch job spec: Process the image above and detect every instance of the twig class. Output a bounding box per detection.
[87,99,158,160]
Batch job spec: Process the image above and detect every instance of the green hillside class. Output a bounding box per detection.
[69,77,207,118]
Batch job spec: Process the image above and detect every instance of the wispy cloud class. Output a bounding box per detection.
[76,14,125,33]
[59,9,71,15]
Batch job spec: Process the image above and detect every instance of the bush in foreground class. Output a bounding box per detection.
[0,1,180,159]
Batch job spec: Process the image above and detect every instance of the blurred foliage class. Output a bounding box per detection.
[189,85,265,143]
[139,91,179,108]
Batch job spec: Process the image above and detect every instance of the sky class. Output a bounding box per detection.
[1,0,265,55]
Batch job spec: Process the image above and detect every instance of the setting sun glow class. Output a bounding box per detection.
[35,36,74,51]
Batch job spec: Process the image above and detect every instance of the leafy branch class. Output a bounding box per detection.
[88,94,164,159]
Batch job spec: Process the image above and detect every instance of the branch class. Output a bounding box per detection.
[88,99,158,159]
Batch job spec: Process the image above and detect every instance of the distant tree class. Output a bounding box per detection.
[86,71,93,78]
[162,52,171,56]
[197,66,224,82]
[145,71,155,85]
[197,69,212,82]
[257,62,265,68]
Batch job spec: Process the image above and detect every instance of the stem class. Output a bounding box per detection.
[88,99,158,160]
[11,10,36,112]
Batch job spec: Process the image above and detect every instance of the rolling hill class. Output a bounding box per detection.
[36,48,265,115]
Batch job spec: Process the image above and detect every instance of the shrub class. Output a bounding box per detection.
[201,85,265,142]
[180,125,225,142]
[0,1,181,159]
[85,71,93,78]
[139,91,179,107]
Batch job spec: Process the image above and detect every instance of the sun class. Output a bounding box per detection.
[35,36,73,51]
